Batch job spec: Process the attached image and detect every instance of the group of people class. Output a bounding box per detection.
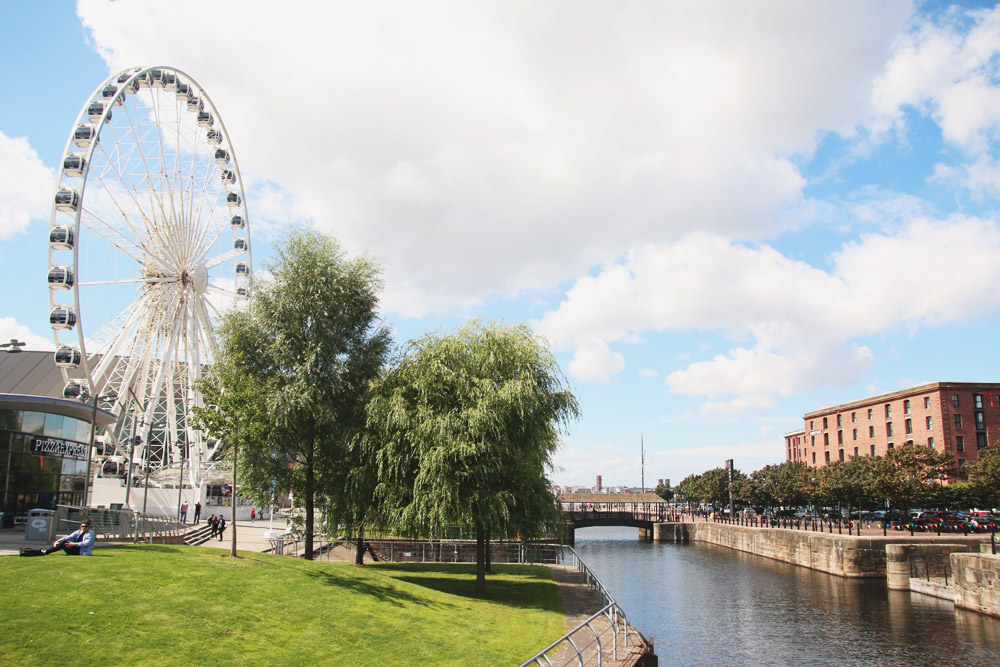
[206,514,227,540]
[180,501,202,524]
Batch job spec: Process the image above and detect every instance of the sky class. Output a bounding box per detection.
[3,0,1000,488]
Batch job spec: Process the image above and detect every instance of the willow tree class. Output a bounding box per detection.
[367,320,578,596]
[196,229,391,560]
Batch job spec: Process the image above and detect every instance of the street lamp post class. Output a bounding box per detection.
[177,445,187,522]
[84,390,116,508]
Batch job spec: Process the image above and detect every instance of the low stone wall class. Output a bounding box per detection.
[952,553,1000,618]
[885,543,973,597]
[654,522,987,579]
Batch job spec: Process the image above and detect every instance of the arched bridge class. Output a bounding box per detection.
[559,492,677,544]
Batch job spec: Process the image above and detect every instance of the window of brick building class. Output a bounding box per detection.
[926,416,932,430]
[851,412,856,423]
[957,436,964,452]
[904,399,910,415]
[888,442,894,449]
[974,394,983,409]
[867,408,873,420]
[870,444,876,456]
[825,451,831,463]
[954,414,962,429]
[924,396,930,409]
[885,404,892,419]
[975,412,984,430]
[905,419,912,434]
[812,452,816,464]
[886,422,893,437]
[837,430,843,445]
[978,433,987,450]
[854,447,859,457]
[839,449,844,461]
[824,433,829,447]
[837,414,842,428]
[852,428,857,441]
[823,417,828,429]
[952,394,960,407]
[928,437,934,449]
[869,425,874,438]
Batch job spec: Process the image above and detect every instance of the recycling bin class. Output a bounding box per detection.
[26,509,54,541]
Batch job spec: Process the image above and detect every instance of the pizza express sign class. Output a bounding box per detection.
[30,437,89,460]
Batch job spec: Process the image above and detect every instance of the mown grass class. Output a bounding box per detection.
[0,545,565,665]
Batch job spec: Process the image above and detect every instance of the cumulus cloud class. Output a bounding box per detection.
[536,215,1000,410]
[0,318,56,351]
[76,0,914,316]
[568,340,625,385]
[0,132,54,240]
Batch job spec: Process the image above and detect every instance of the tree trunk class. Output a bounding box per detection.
[475,528,486,596]
[304,440,315,560]
[354,522,366,566]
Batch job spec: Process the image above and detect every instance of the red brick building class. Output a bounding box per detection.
[786,382,1000,474]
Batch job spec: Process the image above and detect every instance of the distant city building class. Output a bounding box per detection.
[595,475,602,492]
[787,382,1000,475]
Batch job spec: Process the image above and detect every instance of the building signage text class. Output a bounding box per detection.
[30,437,88,460]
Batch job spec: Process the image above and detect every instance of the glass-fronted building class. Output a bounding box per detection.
[1,394,116,528]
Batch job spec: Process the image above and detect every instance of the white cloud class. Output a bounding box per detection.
[872,5,1000,154]
[0,132,53,240]
[567,340,624,385]
[76,0,914,316]
[537,215,1000,410]
[638,368,658,378]
[0,317,56,351]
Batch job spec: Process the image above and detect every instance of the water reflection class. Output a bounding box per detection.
[574,526,1000,666]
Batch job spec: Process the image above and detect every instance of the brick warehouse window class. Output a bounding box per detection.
[870,445,876,456]
[823,417,828,429]
[853,428,858,441]
[854,446,859,456]
[926,416,932,430]
[952,394,960,407]
[851,412,856,423]
[924,396,931,409]
[885,404,892,419]
[837,414,842,428]
[928,437,934,449]
[869,425,875,438]
[976,412,984,430]
[957,436,965,452]
[905,419,912,434]
[839,449,845,461]
[824,433,829,447]
[837,430,843,445]
[954,414,963,429]
[978,433,987,450]
[825,451,830,464]
[886,422,893,437]
[868,408,873,420]
[904,399,911,415]
[974,394,983,409]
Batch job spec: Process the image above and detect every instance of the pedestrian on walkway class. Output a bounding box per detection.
[250,508,255,522]
[218,516,227,541]
[208,514,218,539]
[193,502,202,524]
[180,501,188,523]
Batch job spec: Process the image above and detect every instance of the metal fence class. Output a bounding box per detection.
[53,504,187,544]
[520,546,653,667]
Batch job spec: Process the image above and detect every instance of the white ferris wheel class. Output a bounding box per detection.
[47,66,251,489]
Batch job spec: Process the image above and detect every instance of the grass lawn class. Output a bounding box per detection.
[0,544,566,665]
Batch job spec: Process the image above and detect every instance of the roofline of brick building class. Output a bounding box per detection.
[803,381,1000,419]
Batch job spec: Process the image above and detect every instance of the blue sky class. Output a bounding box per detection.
[3,1,1000,487]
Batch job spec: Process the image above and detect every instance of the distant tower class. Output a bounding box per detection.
[596,475,602,492]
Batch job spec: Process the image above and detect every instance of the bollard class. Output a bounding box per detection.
[838,521,842,535]
[883,522,887,537]
[992,532,996,555]
[909,524,914,537]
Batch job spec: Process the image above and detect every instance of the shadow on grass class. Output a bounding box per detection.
[299,568,448,608]
[379,564,561,610]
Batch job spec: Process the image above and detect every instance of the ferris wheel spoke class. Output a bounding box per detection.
[78,208,147,264]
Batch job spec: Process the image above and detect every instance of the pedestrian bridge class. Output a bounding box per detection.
[559,492,677,543]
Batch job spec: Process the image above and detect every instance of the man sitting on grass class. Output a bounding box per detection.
[43,520,96,556]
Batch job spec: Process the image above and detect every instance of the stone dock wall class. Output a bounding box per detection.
[952,553,1000,618]
[653,522,987,579]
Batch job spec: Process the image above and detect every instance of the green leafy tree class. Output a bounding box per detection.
[749,461,811,511]
[195,229,391,560]
[675,474,703,508]
[699,467,741,508]
[966,444,1000,507]
[869,446,953,511]
[367,320,578,595]
[652,482,674,502]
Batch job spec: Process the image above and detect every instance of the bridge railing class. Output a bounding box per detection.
[520,545,653,666]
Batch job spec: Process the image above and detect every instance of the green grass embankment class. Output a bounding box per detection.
[0,544,565,665]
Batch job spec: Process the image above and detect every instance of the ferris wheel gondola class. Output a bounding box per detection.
[46,66,252,489]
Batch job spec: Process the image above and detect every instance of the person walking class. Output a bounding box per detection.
[193,502,202,525]
[250,507,255,522]
[208,514,217,539]
[180,501,188,523]
[218,516,227,541]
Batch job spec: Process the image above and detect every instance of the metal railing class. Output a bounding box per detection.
[53,505,187,544]
[520,546,652,667]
